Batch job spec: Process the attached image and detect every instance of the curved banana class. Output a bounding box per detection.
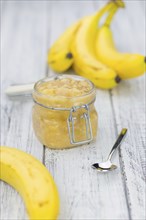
[73,62,121,89]
[95,6,146,79]
[47,0,124,74]
[72,2,121,90]
[48,21,81,72]
[0,146,59,220]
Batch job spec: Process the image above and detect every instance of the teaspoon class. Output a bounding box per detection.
[92,128,127,172]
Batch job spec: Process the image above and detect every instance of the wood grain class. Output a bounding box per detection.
[110,2,145,218]
[0,0,145,220]
[1,1,50,219]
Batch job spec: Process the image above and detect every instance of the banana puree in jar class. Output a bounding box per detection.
[32,75,97,149]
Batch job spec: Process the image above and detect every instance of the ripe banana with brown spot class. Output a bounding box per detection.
[0,146,59,220]
[47,0,124,75]
[48,21,81,72]
[71,2,122,89]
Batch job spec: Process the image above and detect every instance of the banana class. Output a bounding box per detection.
[73,62,121,89]
[71,2,121,90]
[0,146,59,220]
[48,21,81,72]
[47,0,124,75]
[95,4,146,79]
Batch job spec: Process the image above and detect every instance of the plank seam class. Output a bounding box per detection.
[43,0,53,165]
[110,90,132,220]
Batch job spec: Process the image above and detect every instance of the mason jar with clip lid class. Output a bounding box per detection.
[32,75,98,149]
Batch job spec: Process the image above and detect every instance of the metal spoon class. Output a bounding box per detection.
[92,128,127,172]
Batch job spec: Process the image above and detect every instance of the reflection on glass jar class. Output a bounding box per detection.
[32,75,98,149]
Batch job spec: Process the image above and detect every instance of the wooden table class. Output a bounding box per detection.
[1,1,145,219]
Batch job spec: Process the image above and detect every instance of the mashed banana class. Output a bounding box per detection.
[32,76,97,149]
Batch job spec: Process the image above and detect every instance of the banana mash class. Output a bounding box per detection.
[32,75,97,149]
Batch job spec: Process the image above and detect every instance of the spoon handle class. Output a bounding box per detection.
[5,83,34,96]
[107,128,127,161]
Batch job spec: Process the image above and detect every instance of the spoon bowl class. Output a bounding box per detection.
[92,128,127,172]
[92,161,117,172]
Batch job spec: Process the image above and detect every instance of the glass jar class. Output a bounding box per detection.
[32,75,97,149]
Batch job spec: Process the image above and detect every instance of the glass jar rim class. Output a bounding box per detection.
[33,74,95,100]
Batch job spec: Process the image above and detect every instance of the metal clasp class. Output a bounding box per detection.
[67,104,93,145]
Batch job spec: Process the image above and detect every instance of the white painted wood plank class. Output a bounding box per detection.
[45,1,129,219]
[111,80,145,220]
[110,1,146,219]
[1,1,50,219]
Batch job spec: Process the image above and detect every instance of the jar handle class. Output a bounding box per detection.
[67,105,93,145]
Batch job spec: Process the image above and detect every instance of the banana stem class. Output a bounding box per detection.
[95,1,117,23]
[104,6,118,26]
[110,0,125,8]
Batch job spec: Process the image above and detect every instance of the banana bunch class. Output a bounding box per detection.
[47,0,146,89]
[0,146,59,220]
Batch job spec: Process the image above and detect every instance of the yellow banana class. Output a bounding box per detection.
[0,146,59,220]
[47,0,124,74]
[72,2,121,90]
[95,5,146,79]
[48,21,81,72]
[73,63,121,89]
